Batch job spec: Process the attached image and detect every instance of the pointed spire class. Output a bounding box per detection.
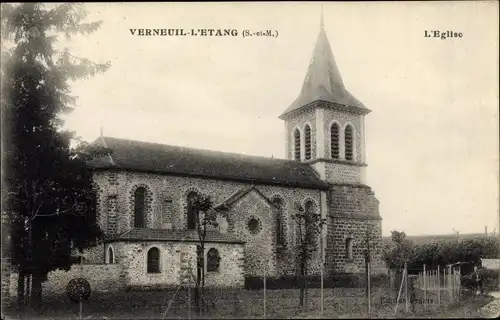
[100,124,104,138]
[279,12,370,118]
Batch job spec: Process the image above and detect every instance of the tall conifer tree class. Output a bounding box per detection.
[1,3,109,307]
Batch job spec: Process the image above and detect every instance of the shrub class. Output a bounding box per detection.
[481,268,499,288]
[384,234,499,271]
[244,273,389,290]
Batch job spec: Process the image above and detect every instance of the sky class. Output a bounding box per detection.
[59,2,499,237]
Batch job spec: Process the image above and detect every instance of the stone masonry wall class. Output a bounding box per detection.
[120,241,244,288]
[325,162,363,184]
[226,189,276,277]
[76,242,106,264]
[326,185,385,275]
[93,170,322,279]
[329,185,380,217]
[327,217,385,274]
[8,264,123,298]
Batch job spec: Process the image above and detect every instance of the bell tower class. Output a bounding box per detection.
[280,12,385,275]
[279,16,371,185]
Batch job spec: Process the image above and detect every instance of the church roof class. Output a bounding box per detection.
[280,25,370,118]
[86,136,329,190]
[111,228,245,244]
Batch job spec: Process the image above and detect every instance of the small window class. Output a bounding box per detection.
[345,125,354,161]
[304,124,312,160]
[331,123,340,159]
[247,218,261,235]
[147,247,161,273]
[107,246,115,264]
[293,129,301,161]
[207,248,220,272]
[345,238,353,260]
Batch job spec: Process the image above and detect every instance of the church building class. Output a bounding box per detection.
[81,19,385,289]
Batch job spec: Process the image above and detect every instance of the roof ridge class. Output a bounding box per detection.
[87,137,330,190]
[216,185,255,209]
[99,136,311,166]
[216,185,277,210]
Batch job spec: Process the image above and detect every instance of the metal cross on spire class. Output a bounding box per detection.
[320,4,324,28]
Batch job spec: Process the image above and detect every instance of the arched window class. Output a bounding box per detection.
[293,128,301,161]
[304,124,312,160]
[134,187,146,228]
[345,125,354,161]
[331,123,340,159]
[304,201,314,214]
[345,238,353,260]
[186,192,198,230]
[272,197,285,246]
[107,246,115,264]
[207,248,220,272]
[147,247,161,273]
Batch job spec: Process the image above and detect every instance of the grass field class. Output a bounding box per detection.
[2,286,495,319]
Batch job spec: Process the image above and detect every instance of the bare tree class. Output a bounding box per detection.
[292,201,326,309]
[190,194,221,315]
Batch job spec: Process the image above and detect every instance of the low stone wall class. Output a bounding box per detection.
[9,263,123,298]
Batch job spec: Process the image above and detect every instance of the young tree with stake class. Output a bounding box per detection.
[292,201,326,309]
[190,194,222,315]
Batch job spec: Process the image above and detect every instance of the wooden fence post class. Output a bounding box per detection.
[437,265,441,306]
[263,263,267,319]
[367,261,371,317]
[405,263,409,313]
[451,267,454,301]
[394,266,406,317]
[423,265,426,309]
[320,234,324,318]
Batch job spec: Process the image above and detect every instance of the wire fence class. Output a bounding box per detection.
[4,262,479,320]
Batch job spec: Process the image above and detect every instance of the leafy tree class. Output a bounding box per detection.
[292,201,326,309]
[190,194,221,315]
[383,230,414,272]
[383,233,499,272]
[1,3,109,308]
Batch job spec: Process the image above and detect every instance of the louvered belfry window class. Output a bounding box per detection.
[331,123,340,159]
[345,125,354,161]
[293,129,301,161]
[304,125,312,160]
